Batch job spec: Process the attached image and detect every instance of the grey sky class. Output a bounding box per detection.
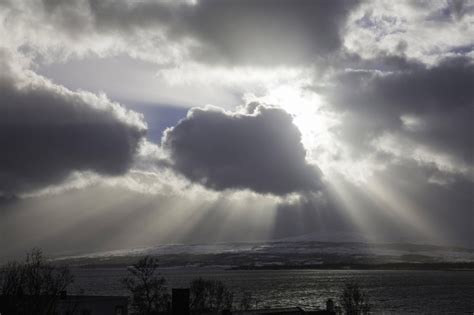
[0,0,473,257]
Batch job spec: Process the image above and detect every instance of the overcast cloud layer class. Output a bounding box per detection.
[0,0,473,254]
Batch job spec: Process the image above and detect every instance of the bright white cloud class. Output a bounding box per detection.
[344,0,474,64]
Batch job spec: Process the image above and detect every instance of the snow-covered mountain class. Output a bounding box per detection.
[55,239,474,268]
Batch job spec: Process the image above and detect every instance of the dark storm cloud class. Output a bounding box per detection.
[162,104,322,195]
[34,0,360,65]
[0,56,146,195]
[323,56,474,172]
[175,0,360,65]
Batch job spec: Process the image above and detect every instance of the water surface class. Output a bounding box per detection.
[71,268,474,313]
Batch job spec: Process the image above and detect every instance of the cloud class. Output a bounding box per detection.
[343,0,474,64]
[162,104,322,195]
[1,0,359,67]
[0,51,147,195]
[322,55,474,181]
[173,0,360,65]
[0,0,362,111]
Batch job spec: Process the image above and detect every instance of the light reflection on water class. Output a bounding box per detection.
[71,268,474,313]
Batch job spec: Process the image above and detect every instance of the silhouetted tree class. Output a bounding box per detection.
[338,282,371,315]
[189,278,233,313]
[238,290,254,310]
[0,248,74,315]
[122,256,170,314]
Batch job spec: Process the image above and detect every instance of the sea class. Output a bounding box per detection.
[71,268,474,314]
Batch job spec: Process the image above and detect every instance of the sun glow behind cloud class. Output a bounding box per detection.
[244,81,388,187]
[244,82,339,169]
[242,81,449,246]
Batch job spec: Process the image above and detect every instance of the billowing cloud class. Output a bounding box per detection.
[162,104,322,195]
[0,51,146,195]
[174,0,360,65]
[0,0,363,111]
[343,0,474,64]
[1,0,359,66]
[323,56,474,180]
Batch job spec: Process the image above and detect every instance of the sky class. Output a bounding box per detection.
[0,0,473,258]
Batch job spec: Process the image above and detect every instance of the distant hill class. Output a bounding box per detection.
[54,240,474,270]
